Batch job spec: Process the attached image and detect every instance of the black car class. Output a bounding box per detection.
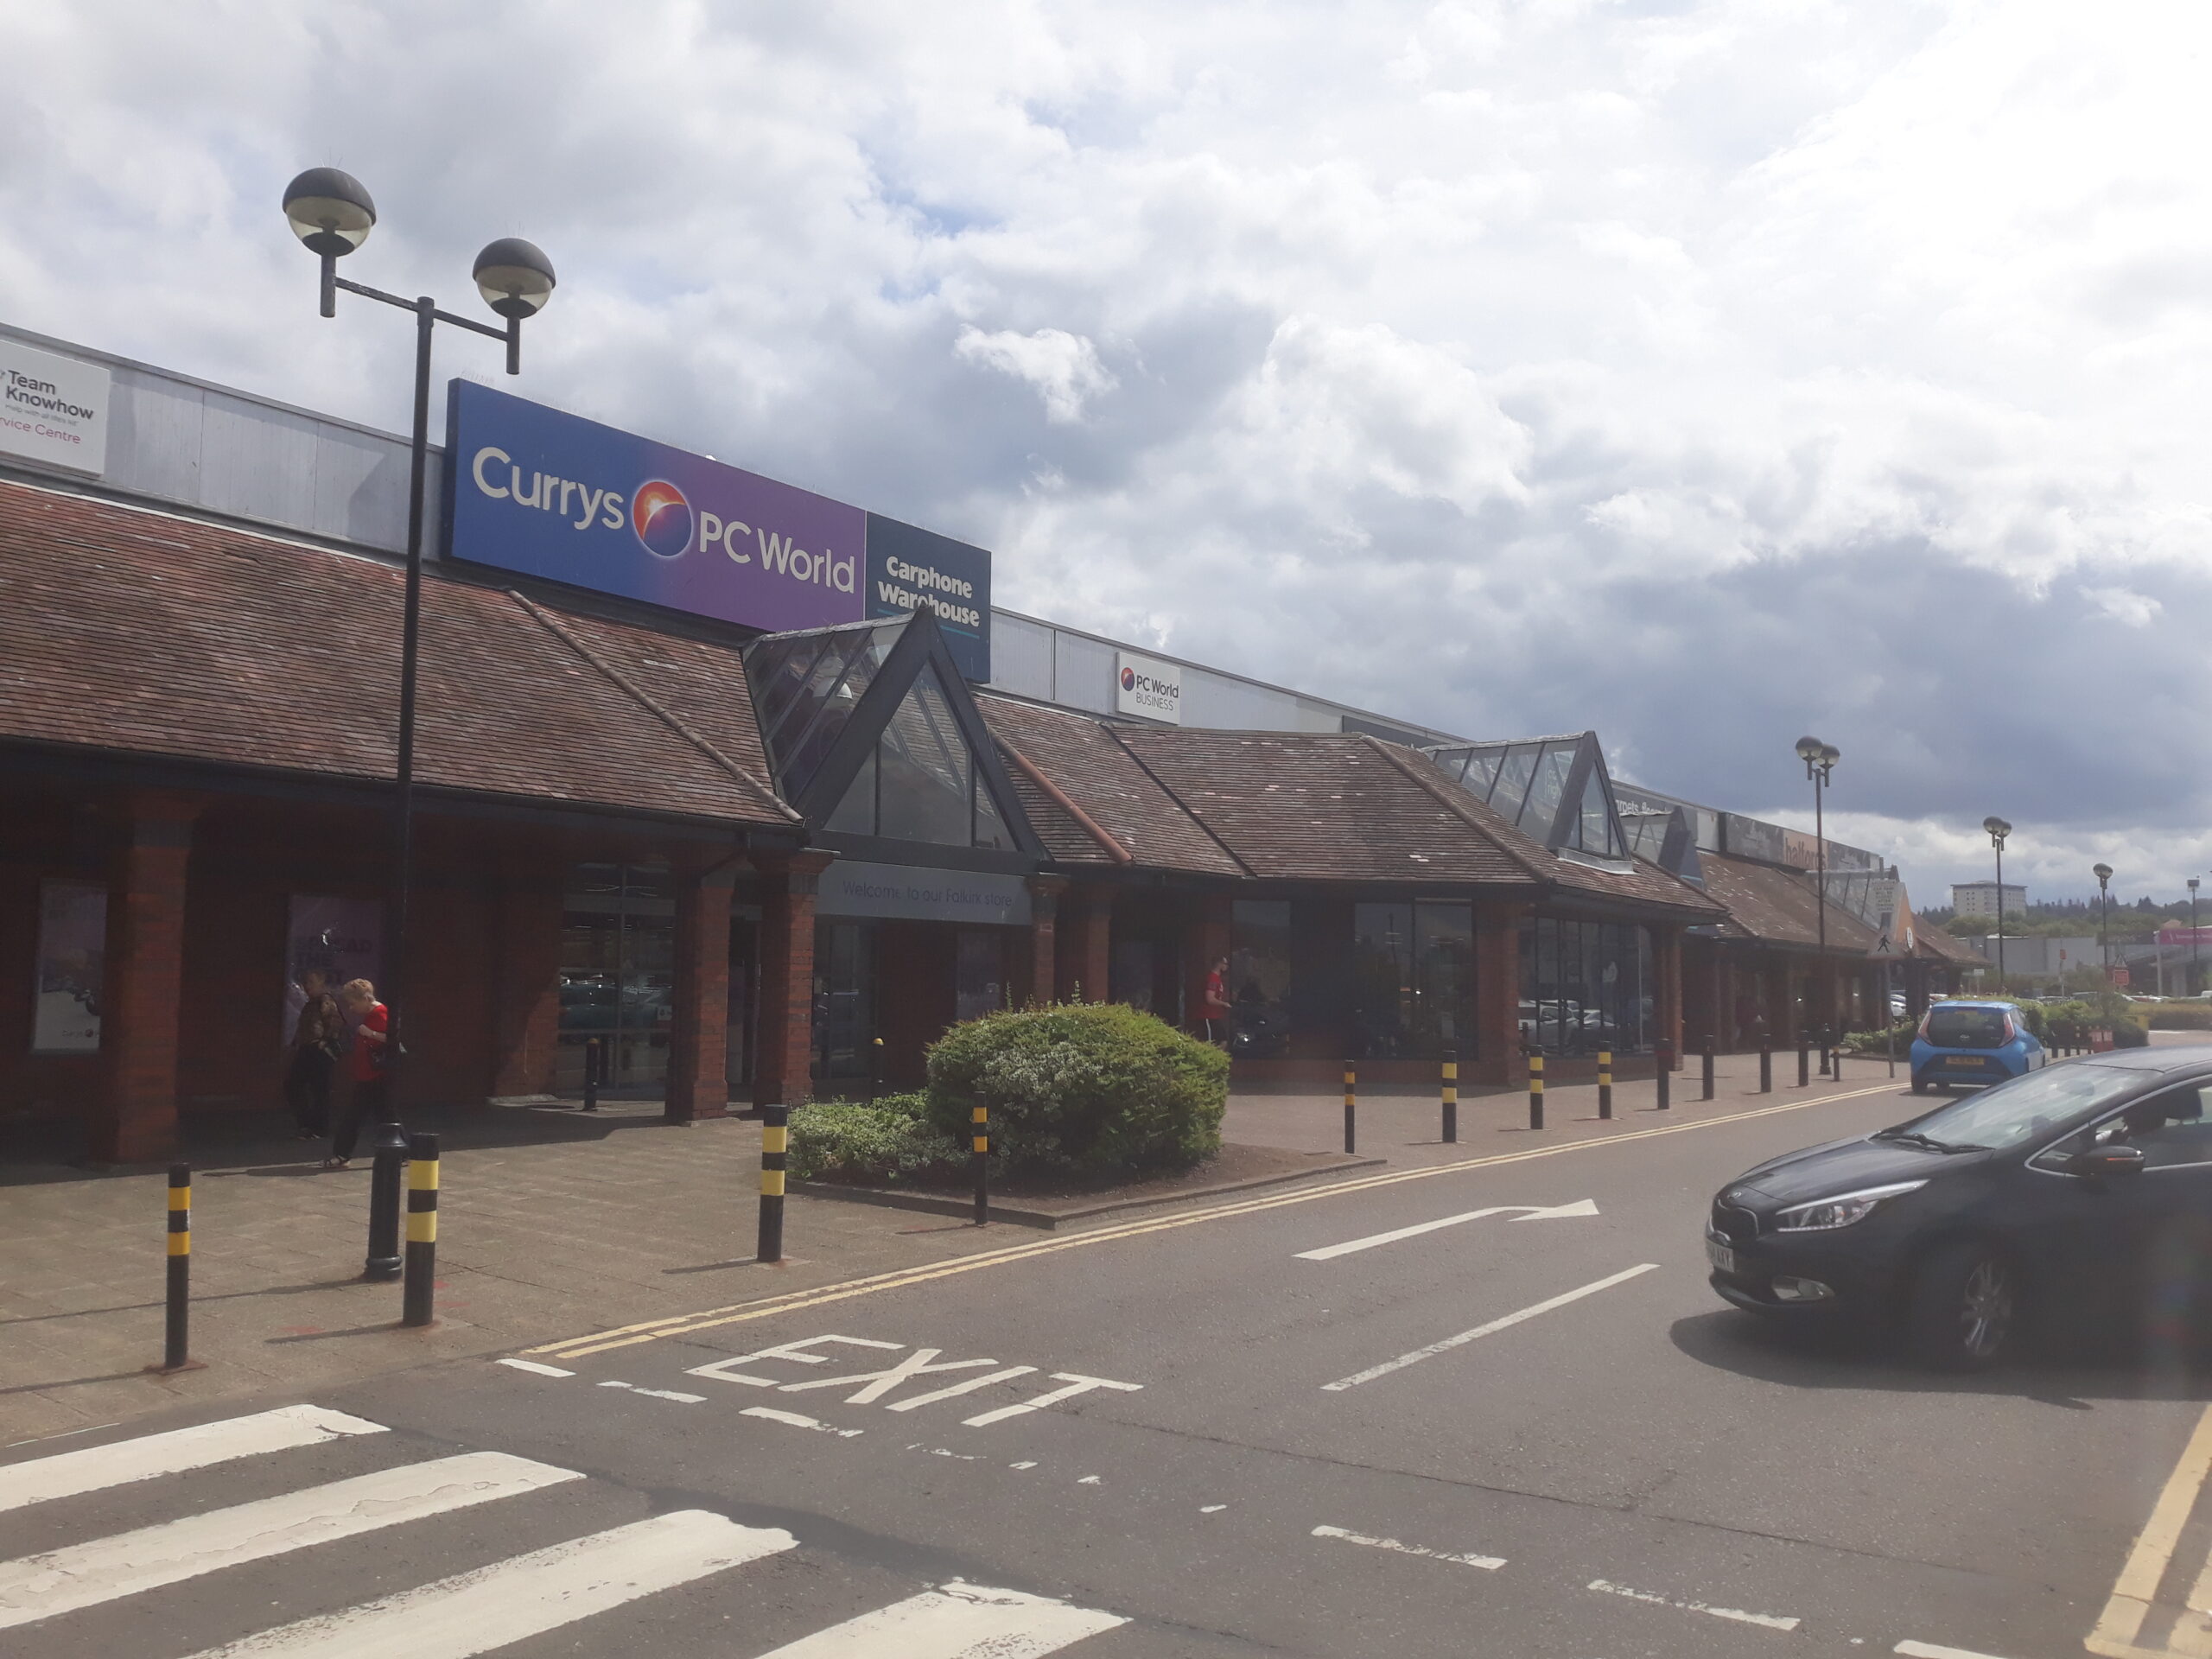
[1707,1046,2212,1369]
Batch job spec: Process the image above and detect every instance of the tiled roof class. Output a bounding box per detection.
[978,696,1243,875]
[1916,925,1988,965]
[1695,851,1885,951]
[0,479,791,825]
[1114,728,1545,887]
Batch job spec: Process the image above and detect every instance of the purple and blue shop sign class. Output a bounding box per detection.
[442,380,990,680]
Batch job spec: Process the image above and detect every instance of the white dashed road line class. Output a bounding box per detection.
[596,1380,706,1403]
[741,1406,865,1438]
[1587,1578,1800,1632]
[496,1357,574,1378]
[1311,1524,1505,1570]
[1321,1264,1661,1390]
[1894,1642,2019,1659]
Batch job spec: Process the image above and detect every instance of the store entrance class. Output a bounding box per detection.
[813,919,877,1088]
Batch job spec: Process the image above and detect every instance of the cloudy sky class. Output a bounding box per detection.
[4,0,2208,902]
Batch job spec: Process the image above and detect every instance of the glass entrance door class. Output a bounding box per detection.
[559,864,675,1094]
[813,919,877,1084]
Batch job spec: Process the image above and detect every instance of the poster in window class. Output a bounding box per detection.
[284,896,383,1039]
[33,880,107,1052]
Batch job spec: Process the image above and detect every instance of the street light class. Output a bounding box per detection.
[2193,878,2202,996]
[283,168,555,1277]
[1796,736,1840,1065]
[1983,817,2012,987]
[2094,862,2113,983]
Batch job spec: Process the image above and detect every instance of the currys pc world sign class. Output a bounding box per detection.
[442,380,990,679]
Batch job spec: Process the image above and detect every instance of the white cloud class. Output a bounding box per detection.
[954,326,1118,423]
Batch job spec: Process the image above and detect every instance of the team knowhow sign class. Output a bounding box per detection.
[0,340,109,476]
[1116,651,1182,724]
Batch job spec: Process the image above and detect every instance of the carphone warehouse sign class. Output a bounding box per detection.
[444,380,990,679]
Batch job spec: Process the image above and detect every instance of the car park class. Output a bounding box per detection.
[1706,1047,2212,1368]
[1909,997,2044,1093]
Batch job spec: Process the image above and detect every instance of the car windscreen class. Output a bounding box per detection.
[1925,1007,2010,1049]
[1890,1063,2145,1150]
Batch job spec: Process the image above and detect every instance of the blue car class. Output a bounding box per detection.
[1910,999,2045,1094]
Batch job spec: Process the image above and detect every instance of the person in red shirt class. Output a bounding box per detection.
[324,978,390,1169]
[1201,956,1230,1044]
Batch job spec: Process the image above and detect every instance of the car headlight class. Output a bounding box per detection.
[1772,1180,1927,1232]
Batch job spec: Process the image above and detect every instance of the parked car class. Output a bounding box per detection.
[1706,1046,2212,1367]
[1909,999,2045,1094]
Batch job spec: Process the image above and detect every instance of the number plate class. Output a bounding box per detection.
[1945,1056,1982,1068]
[1705,1236,1738,1276]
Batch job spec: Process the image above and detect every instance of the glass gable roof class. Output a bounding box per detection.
[1423,732,1630,862]
[744,618,906,802]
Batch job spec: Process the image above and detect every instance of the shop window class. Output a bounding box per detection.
[956,930,1005,1022]
[32,879,106,1053]
[825,662,1019,849]
[1518,916,1651,1056]
[747,621,902,801]
[814,919,876,1082]
[1351,900,1475,1060]
[1229,900,1294,1058]
[558,864,673,1093]
[1112,938,1156,1012]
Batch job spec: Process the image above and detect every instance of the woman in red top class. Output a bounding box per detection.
[1201,956,1230,1044]
[323,978,390,1169]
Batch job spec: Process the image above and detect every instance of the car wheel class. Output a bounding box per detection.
[1907,1242,2019,1371]
[1910,1078,1928,1095]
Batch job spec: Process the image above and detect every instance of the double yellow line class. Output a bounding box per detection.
[525,1083,1904,1363]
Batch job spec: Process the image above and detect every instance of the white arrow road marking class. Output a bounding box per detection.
[0,1404,386,1516]
[0,1452,581,1629]
[1588,1578,1800,1631]
[1895,1642,2021,1658]
[741,1407,865,1437]
[1297,1199,1601,1260]
[175,1510,794,1657]
[753,1580,1127,1658]
[1312,1524,1504,1570]
[1321,1264,1661,1389]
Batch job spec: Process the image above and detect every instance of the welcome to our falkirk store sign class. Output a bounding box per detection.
[443,381,992,682]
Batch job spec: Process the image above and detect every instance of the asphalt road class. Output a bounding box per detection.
[7,1079,2210,1658]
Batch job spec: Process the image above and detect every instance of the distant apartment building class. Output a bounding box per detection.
[1953,880,2026,918]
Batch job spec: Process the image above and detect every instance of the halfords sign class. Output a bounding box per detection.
[1116,650,1182,724]
[443,381,990,680]
[0,340,109,476]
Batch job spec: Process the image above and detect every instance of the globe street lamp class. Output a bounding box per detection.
[283,168,554,1277]
[1983,817,2012,987]
[2094,862,2113,982]
[1796,736,1840,1065]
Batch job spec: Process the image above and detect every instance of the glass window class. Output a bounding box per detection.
[1353,903,1414,1059]
[1519,915,1649,1055]
[813,919,876,1083]
[1351,901,1475,1060]
[1461,748,1503,799]
[1413,901,1474,1053]
[956,930,1005,1022]
[558,863,674,1092]
[1522,744,1577,835]
[877,663,975,845]
[1927,1007,2011,1049]
[1491,746,1538,822]
[1230,900,1294,1058]
[1571,766,1621,855]
[826,747,875,834]
[746,620,905,798]
[32,879,106,1053]
[974,771,1015,850]
[1113,938,1157,1012]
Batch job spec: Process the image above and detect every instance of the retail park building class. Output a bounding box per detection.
[0,326,1983,1161]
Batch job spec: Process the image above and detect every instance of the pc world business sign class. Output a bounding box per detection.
[442,381,990,680]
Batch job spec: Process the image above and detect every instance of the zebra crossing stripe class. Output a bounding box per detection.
[753,1580,1128,1657]
[0,1451,581,1630]
[0,1404,386,1516]
[176,1510,795,1657]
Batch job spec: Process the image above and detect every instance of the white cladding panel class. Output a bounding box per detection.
[1052,630,1116,713]
[987,613,1055,701]
[106,369,206,504]
[199,391,321,527]
[1181,669,1300,732]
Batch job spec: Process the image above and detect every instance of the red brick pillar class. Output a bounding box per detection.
[753,850,836,1109]
[667,859,741,1123]
[490,866,563,1099]
[1025,874,1068,1008]
[1654,924,1684,1067]
[1472,903,1528,1086]
[93,798,198,1164]
[1058,883,1115,1003]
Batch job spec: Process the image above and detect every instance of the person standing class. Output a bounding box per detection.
[1200,955,1230,1044]
[284,969,342,1141]
[324,978,390,1170]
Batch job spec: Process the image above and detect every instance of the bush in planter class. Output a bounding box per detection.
[925,1001,1227,1179]
[787,1092,963,1186]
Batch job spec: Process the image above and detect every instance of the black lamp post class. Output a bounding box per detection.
[1983,817,2012,988]
[2192,879,2202,996]
[283,168,555,1277]
[2094,862,2113,984]
[1796,736,1839,1062]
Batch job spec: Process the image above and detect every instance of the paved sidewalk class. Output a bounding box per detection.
[0,1060,1906,1443]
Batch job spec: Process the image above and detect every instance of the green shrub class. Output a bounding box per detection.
[1841,1018,1915,1056]
[787,1092,963,1186]
[925,1001,1227,1179]
[2146,1004,2212,1031]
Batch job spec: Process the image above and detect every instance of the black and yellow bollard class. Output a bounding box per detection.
[1528,1051,1545,1131]
[1597,1049,1613,1121]
[402,1134,439,1328]
[1701,1037,1716,1101]
[162,1162,190,1372]
[1343,1063,1357,1154]
[972,1102,989,1226]
[1759,1040,1773,1093]
[1797,1039,1810,1088]
[1656,1040,1673,1110]
[582,1036,601,1112]
[757,1105,788,1263]
[1440,1049,1458,1144]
